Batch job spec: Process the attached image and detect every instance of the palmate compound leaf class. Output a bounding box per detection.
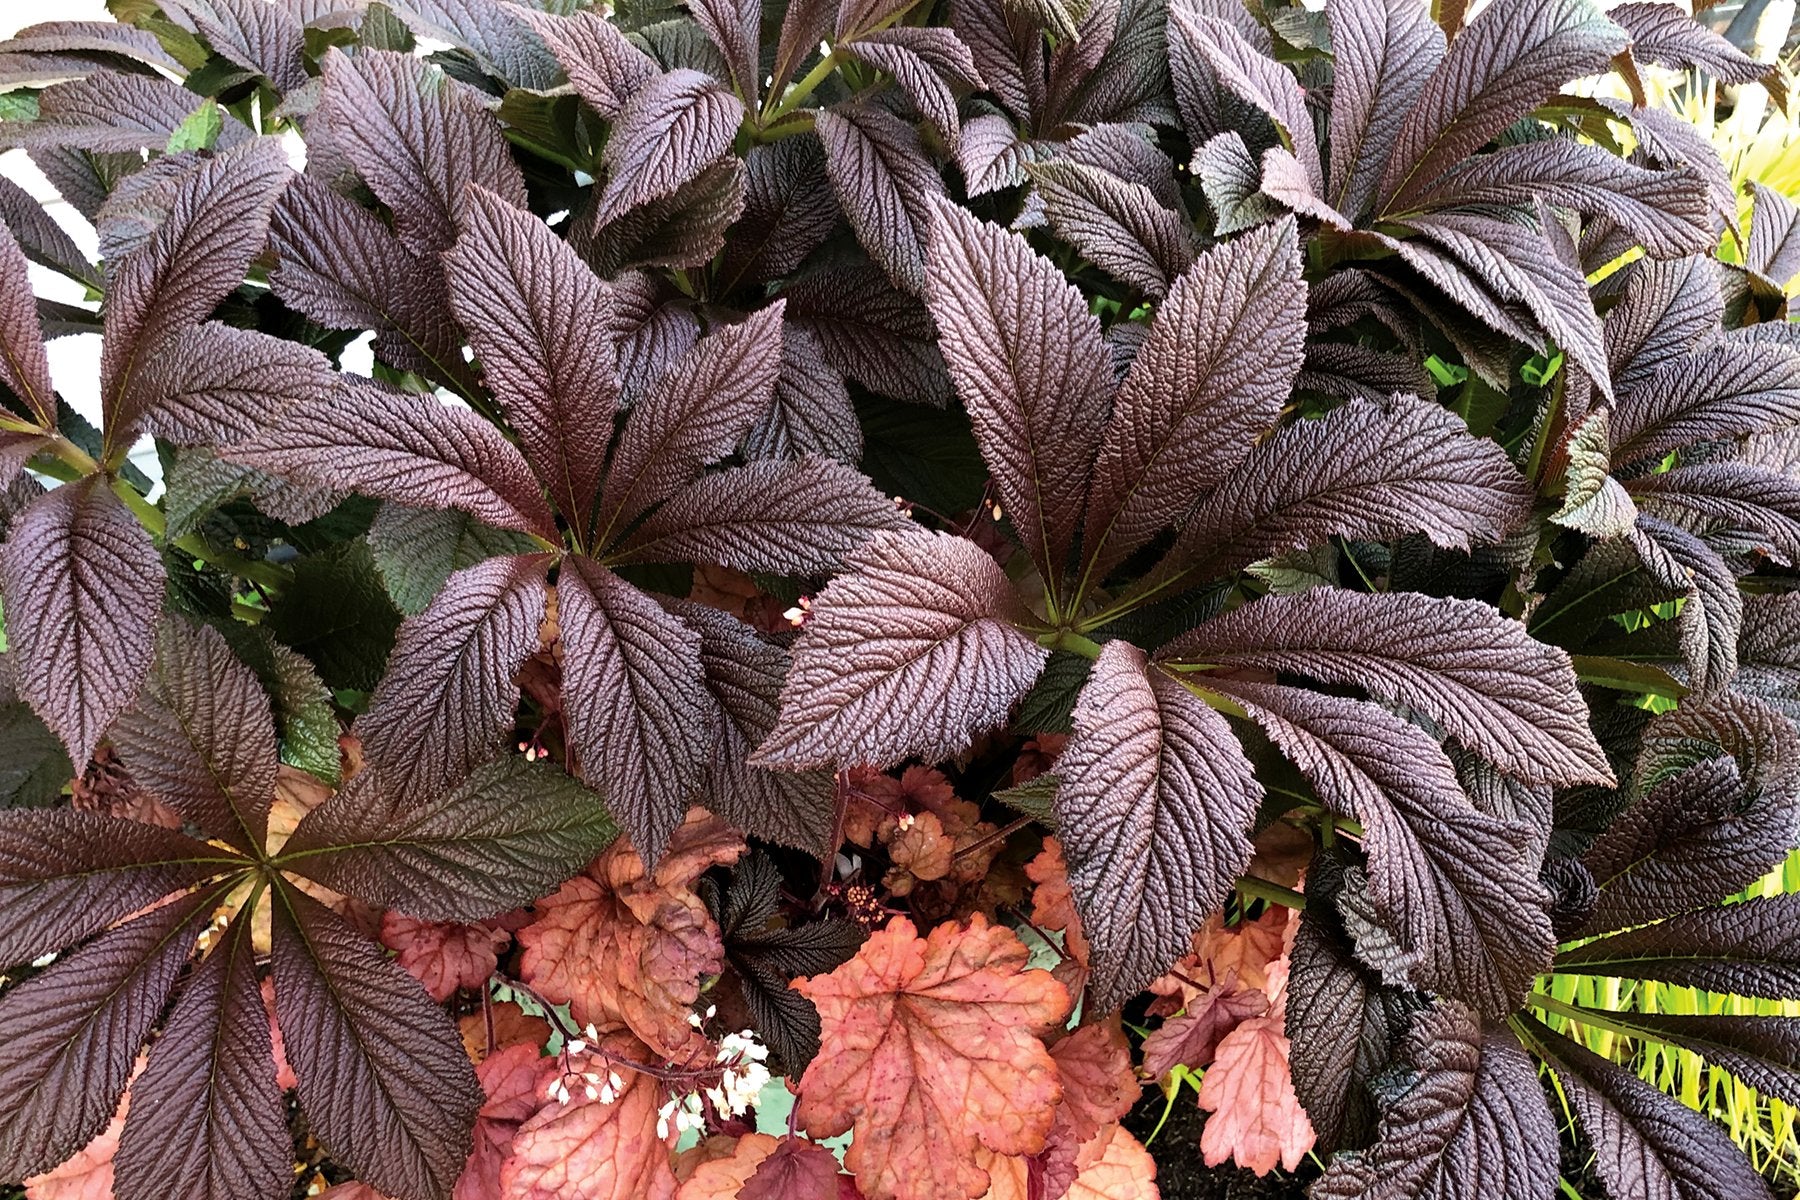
[445,185,619,540]
[1080,216,1306,580]
[1374,0,1628,214]
[1206,679,1555,1017]
[1522,1014,1776,1200]
[314,47,527,258]
[1161,590,1613,790]
[594,68,743,228]
[1052,641,1262,1012]
[0,224,55,428]
[1554,892,1800,1000]
[271,881,482,1200]
[793,915,1072,1200]
[111,911,289,1200]
[1608,341,1800,470]
[614,455,912,576]
[1325,0,1445,221]
[276,753,619,922]
[1024,159,1200,299]
[109,618,280,856]
[1311,1003,1559,1200]
[753,530,1050,770]
[557,555,715,865]
[0,883,228,1182]
[226,376,560,541]
[816,104,949,296]
[0,475,164,767]
[923,205,1111,600]
[125,321,337,448]
[354,554,550,809]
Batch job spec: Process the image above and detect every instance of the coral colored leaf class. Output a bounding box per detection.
[455,1043,543,1200]
[314,48,526,258]
[277,754,618,923]
[594,69,743,228]
[754,530,1049,770]
[23,1079,125,1200]
[675,1132,778,1200]
[355,553,551,809]
[112,915,289,1200]
[1053,641,1262,1011]
[1197,1012,1315,1176]
[500,1045,679,1200]
[226,377,559,540]
[1050,1018,1141,1142]
[794,915,1072,1200]
[1064,1124,1158,1200]
[1325,0,1445,219]
[615,455,911,575]
[271,882,482,1200]
[923,204,1110,593]
[557,556,715,865]
[110,618,279,855]
[0,886,221,1182]
[383,913,510,1003]
[0,225,54,428]
[1162,589,1612,789]
[1312,1003,1559,1200]
[445,185,620,536]
[0,476,164,768]
[513,8,658,120]
[1140,979,1268,1079]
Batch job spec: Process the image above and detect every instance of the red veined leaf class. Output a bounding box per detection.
[356,553,550,809]
[269,175,476,395]
[1167,10,1324,195]
[1611,1,1768,84]
[159,0,309,92]
[844,28,984,150]
[100,137,293,451]
[1082,216,1306,579]
[745,323,862,463]
[446,185,620,544]
[595,303,785,544]
[1554,893,1800,1001]
[0,810,234,969]
[721,139,841,289]
[783,263,952,405]
[1631,461,1800,565]
[0,885,224,1182]
[593,69,743,228]
[314,47,527,258]
[1024,159,1201,299]
[270,881,482,1200]
[1162,590,1613,789]
[513,7,659,120]
[557,555,716,865]
[754,530,1049,770]
[499,1041,680,1200]
[0,20,183,72]
[922,205,1111,597]
[1609,341,1800,468]
[1053,641,1262,1011]
[226,376,560,540]
[127,321,336,448]
[0,224,54,429]
[111,913,289,1200]
[0,72,252,155]
[613,455,911,575]
[816,104,949,295]
[1326,0,1445,220]
[1376,0,1627,213]
[1312,1003,1559,1200]
[110,618,279,855]
[0,476,164,767]
[381,0,561,89]
[277,753,618,922]
[1211,679,1555,1017]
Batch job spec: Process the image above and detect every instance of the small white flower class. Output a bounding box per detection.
[567,1039,587,1054]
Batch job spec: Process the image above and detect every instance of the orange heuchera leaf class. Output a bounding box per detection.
[793,914,1072,1200]
[382,912,511,1002]
[461,999,553,1062]
[261,978,297,1090]
[24,1082,127,1200]
[1037,1017,1143,1198]
[1025,836,1090,999]
[882,810,953,895]
[456,1043,545,1200]
[500,1042,679,1200]
[1065,1124,1158,1200]
[517,810,745,1055]
[737,1137,843,1200]
[1196,1013,1315,1176]
[1147,907,1293,1017]
[673,1131,779,1198]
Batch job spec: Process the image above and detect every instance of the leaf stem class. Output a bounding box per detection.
[762,50,841,126]
[1234,875,1306,910]
[1038,629,1104,659]
[1528,993,1645,1044]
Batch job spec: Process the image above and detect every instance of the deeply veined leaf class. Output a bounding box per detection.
[277,754,618,923]
[0,224,54,429]
[226,377,560,540]
[583,157,748,276]
[614,455,911,575]
[754,530,1049,770]
[1167,10,1324,195]
[1161,590,1612,789]
[923,204,1111,597]
[557,555,715,865]
[1211,680,1554,1017]
[1612,2,1769,85]
[1326,0,1445,220]
[816,104,949,295]
[513,7,659,119]
[1547,1005,1800,1106]
[1749,183,1800,292]
[1630,462,1800,566]
[0,173,99,291]
[783,263,952,405]
[1312,1003,1559,1200]
[1376,0,1627,212]
[1053,641,1262,1011]
[1605,255,1723,392]
[158,0,309,92]
[1551,408,1639,538]
[1554,893,1800,1000]
[110,619,279,855]
[314,48,527,258]
[745,323,862,463]
[1609,341,1800,468]
[0,886,223,1182]
[687,0,760,103]
[0,476,164,767]
[2,72,252,155]
[594,69,742,228]
[1082,217,1306,579]
[1025,159,1201,299]
[100,137,292,449]
[111,914,290,1200]
[125,322,336,449]
[721,139,841,289]
[271,882,482,1200]
[366,503,540,617]
[356,553,551,810]
[0,810,234,969]
[1627,516,1742,694]
[446,185,619,539]
[381,0,560,89]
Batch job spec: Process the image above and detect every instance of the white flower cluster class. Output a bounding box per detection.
[543,1024,624,1106]
[655,1013,772,1139]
